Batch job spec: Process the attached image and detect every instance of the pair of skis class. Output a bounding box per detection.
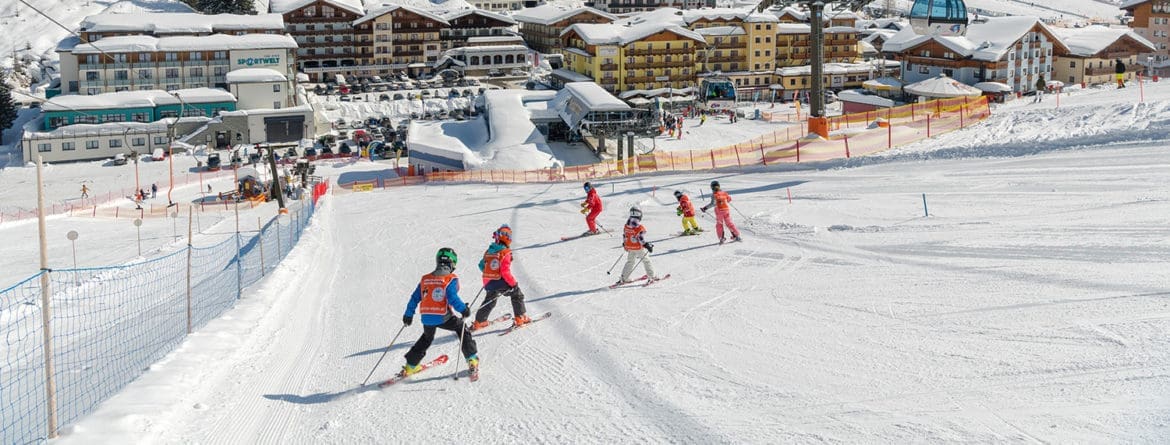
[378,311,554,387]
[608,274,672,289]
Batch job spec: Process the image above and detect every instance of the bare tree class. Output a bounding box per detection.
[884,0,898,18]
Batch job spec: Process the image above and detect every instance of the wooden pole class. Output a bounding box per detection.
[35,156,59,439]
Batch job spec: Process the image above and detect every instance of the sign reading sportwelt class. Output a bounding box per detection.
[237,55,281,67]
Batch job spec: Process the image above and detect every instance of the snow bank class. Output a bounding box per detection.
[407,90,562,170]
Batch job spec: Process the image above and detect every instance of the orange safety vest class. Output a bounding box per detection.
[481,248,510,281]
[623,224,646,251]
[713,190,732,211]
[418,273,458,316]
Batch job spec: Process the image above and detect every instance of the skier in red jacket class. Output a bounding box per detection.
[700,180,741,244]
[471,225,531,330]
[580,182,603,235]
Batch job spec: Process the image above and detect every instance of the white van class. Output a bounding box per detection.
[152,148,166,160]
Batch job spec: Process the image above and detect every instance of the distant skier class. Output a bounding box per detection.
[700,181,741,244]
[151,183,158,198]
[399,247,479,378]
[1115,58,1127,88]
[1034,75,1046,103]
[208,184,213,194]
[674,190,702,235]
[80,184,89,199]
[580,182,602,235]
[471,225,531,331]
[616,207,659,285]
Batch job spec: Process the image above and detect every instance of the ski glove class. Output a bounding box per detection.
[701,206,709,213]
[645,243,654,253]
[460,307,471,318]
[402,315,413,326]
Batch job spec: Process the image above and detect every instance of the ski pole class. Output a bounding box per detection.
[605,252,625,275]
[361,324,407,386]
[730,203,751,224]
[596,222,614,237]
[452,287,485,381]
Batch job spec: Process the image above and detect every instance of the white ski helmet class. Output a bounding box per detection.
[629,206,643,219]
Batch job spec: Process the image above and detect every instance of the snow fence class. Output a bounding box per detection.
[0,183,327,444]
[334,96,991,188]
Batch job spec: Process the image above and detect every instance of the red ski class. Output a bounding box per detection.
[498,311,553,336]
[379,354,448,388]
[643,274,671,287]
[609,275,648,289]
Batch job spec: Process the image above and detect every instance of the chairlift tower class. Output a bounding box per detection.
[757,1,876,137]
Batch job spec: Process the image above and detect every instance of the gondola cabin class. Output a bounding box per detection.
[699,77,737,111]
[910,0,968,37]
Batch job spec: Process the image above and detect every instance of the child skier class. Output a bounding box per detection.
[471,225,531,330]
[616,207,660,285]
[400,247,479,377]
[580,182,603,235]
[674,190,702,235]
[700,180,741,244]
[80,184,89,199]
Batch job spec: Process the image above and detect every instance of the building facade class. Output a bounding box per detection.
[1053,27,1156,86]
[441,10,517,51]
[354,5,448,76]
[226,68,296,109]
[78,12,285,41]
[515,5,617,54]
[468,0,526,12]
[41,88,236,131]
[561,23,704,93]
[273,0,364,82]
[57,34,297,95]
[1122,0,1170,76]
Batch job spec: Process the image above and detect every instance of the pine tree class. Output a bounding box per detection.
[184,0,257,15]
[0,76,17,134]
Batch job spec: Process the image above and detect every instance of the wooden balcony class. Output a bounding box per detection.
[625,47,692,56]
[625,60,693,69]
[600,63,618,71]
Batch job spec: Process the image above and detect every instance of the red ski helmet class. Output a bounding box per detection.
[494,224,513,246]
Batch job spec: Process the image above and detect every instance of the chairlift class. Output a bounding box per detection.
[910,0,968,37]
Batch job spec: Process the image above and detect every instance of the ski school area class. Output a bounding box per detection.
[1,79,1169,443]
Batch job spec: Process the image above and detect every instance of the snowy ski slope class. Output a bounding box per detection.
[48,134,1170,441]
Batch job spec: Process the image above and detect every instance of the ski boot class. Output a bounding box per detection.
[512,314,532,328]
[732,235,742,242]
[718,237,726,245]
[682,229,693,236]
[469,319,491,332]
[398,362,422,378]
[467,355,480,381]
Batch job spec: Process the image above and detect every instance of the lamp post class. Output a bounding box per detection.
[166,91,188,208]
[133,218,143,257]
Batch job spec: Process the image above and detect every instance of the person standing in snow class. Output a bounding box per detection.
[1034,75,1046,103]
[151,183,158,198]
[616,207,659,285]
[400,247,479,377]
[701,180,741,244]
[674,190,702,235]
[700,114,707,126]
[80,184,89,199]
[1115,58,1127,88]
[471,225,531,331]
[580,182,603,236]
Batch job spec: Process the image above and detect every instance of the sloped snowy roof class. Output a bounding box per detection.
[680,7,778,24]
[1120,0,1151,9]
[43,88,236,112]
[512,4,616,26]
[561,22,704,46]
[226,68,288,83]
[444,8,516,24]
[561,82,629,112]
[837,89,895,107]
[71,34,298,54]
[1051,25,1156,57]
[467,35,524,44]
[269,0,365,15]
[777,23,810,34]
[904,74,984,98]
[776,61,900,76]
[882,16,1066,62]
[355,4,450,25]
[80,12,285,35]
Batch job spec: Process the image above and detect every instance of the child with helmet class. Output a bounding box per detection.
[472,224,531,330]
[700,180,741,244]
[616,206,661,285]
[400,247,479,377]
[673,190,703,236]
[580,182,603,236]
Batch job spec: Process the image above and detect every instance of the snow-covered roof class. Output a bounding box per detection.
[859,40,877,54]
[770,6,807,21]
[561,82,629,112]
[551,68,592,82]
[1051,25,1156,57]
[904,74,984,98]
[80,12,285,35]
[617,86,694,99]
[883,16,1065,62]
[512,4,616,26]
[444,8,516,24]
[443,44,529,54]
[1120,0,1152,9]
[355,4,449,25]
[225,68,288,83]
[43,88,236,112]
[776,60,900,76]
[837,89,895,107]
[269,0,365,15]
[695,26,746,36]
[70,34,298,54]
[680,7,778,24]
[406,90,562,170]
[777,23,810,34]
[467,35,525,44]
[25,120,172,137]
[561,22,704,46]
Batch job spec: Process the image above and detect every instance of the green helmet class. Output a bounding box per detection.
[436,247,457,268]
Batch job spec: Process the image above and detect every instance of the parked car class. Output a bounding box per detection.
[468,78,480,86]
[437,110,449,120]
[340,95,352,102]
[511,68,526,77]
[285,147,298,159]
[420,90,432,98]
[448,89,461,98]
[113,153,128,165]
[205,153,221,170]
[371,75,384,83]
[393,93,405,100]
[151,148,166,160]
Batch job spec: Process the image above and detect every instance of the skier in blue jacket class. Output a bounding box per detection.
[400,247,478,377]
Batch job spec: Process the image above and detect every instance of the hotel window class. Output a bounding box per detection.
[37,143,51,152]
[166,68,179,78]
[114,54,127,63]
[154,136,166,145]
[85,55,99,64]
[86,140,100,150]
[85,71,100,81]
[213,51,227,60]
[115,70,128,80]
[138,53,150,62]
[190,67,203,77]
[138,70,151,79]
[165,52,178,61]
[132,112,149,122]
[273,84,282,92]
[109,139,122,148]
[62,142,76,151]
[133,137,146,146]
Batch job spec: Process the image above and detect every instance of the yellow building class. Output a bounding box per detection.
[1052,26,1156,87]
[685,9,778,96]
[774,61,900,101]
[776,24,860,68]
[560,23,704,93]
[354,5,448,76]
